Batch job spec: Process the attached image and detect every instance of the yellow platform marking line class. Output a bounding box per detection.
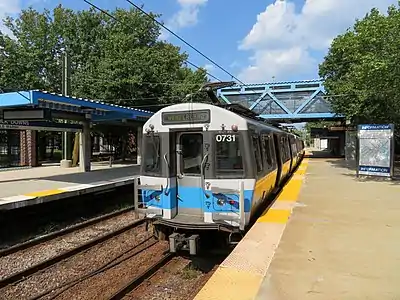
[24,189,66,197]
[257,159,309,224]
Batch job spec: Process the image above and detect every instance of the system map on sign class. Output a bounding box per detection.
[359,129,391,168]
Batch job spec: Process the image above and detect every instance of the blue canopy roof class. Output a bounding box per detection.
[0,90,153,122]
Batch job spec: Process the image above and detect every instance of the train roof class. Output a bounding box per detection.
[213,103,296,135]
[144,102,298,136]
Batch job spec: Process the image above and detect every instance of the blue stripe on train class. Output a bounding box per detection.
[141,186,253,213]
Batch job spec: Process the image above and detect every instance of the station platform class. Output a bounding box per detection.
[195,155,400,300]
[0,162,139,210]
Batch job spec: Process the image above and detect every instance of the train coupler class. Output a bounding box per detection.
[169,233,200,255]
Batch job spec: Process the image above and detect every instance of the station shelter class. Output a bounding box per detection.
[0,90,153,171]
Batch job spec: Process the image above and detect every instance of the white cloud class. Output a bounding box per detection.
[240,47,316,82]
[160,0,208,40]
[238,0,397,82]
[204,63,214,72]
[0,0,20,37]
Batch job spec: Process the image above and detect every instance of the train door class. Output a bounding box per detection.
[175,131,206,220]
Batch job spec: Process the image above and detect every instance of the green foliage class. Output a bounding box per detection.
[304,121,339,133]
[0,5,209,106]
[319,3,400,127]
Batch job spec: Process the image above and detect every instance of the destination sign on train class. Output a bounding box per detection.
[162,110,210,124]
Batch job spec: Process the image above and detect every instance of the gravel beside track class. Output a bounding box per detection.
[0,210,138,281]
[0,223,151,300]
[124,257,218,300]
[51,241,169,300]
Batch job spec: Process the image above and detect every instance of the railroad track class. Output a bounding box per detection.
[28,237,164,300]
[107,253,175,300]
[0,206,134,256]
[0,207,141,284]
[0,207,226,300]
[112,254,222,300]
[0,216,147,290]
[0,218,157,300]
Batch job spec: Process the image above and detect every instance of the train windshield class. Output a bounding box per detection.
[143,135,161,173]
[215,134,243,177]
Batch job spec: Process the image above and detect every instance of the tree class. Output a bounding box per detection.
[0,5,209,107]
[319,4,400,128]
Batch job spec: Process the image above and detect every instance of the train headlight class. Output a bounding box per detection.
[216,198,225,206]
[231,124,238,132]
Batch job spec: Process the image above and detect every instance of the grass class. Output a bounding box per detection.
[180,263,202,280]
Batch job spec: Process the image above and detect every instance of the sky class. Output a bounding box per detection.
[0,0,398,84]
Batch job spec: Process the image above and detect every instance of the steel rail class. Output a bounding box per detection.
[0,218,146,288]
[0,206,134,257]
[106,253,175,300]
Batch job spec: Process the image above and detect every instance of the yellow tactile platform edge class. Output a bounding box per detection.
[194,158,309,300]
[0,177,136,205]
[24,189,66,197]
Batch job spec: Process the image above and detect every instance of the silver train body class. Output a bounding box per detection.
[137,103,304,249]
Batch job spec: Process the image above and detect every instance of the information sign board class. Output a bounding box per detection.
[357,124,394,178]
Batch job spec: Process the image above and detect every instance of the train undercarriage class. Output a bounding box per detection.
[150,219,244,255]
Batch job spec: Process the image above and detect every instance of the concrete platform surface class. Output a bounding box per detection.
[0,163,139,210]
[256,159,400,300]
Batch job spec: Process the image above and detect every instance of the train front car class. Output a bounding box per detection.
[137,103,255,254]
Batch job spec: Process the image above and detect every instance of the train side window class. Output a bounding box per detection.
[286,137,292,158]
[279,137,286,162]
[252,135,263,174]
[262,135,273,169]
[290,137,296,156]
[282,136,290,162]
[286,138,291,159]
[215,134,244,177]
[143,135,161,174]
[293,139,298,154]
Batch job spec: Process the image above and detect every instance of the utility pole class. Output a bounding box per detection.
[61,51,72,165]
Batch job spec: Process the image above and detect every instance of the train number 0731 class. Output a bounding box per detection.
[215,134,237,142]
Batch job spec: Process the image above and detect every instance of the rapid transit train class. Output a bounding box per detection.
[136,102,304,254]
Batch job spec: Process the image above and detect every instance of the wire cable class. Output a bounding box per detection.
[124,0,304,102]
[83,0,223,82]
[126,0,242,84]
[68,75,205,86]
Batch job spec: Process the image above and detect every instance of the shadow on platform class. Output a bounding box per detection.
[304,149,344,159]
[304,149,400,184]
[325,158,400,185]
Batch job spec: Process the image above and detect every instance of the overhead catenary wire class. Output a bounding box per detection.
[125,0,244,85]
[123,0,303,100]
[68,75,205,87]
[83,0,222,82]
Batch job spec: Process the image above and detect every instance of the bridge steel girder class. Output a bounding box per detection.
[216,79,344,122]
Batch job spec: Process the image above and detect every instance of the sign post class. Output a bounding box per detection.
[357,124,394,178]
